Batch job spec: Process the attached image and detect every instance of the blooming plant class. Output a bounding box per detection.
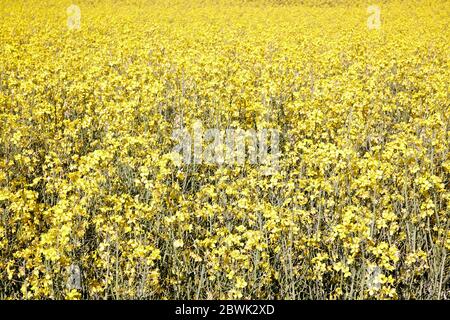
[0,0,449,300]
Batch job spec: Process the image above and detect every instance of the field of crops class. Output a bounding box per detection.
[0,0,449,299]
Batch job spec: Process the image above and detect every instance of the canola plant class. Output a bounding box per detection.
[0,0,449,299]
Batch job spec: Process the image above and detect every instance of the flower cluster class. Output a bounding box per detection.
[0,0,449,299]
